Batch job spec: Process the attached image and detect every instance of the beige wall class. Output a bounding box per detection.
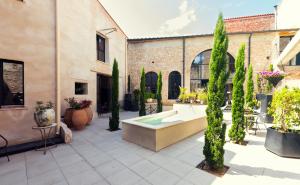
[277,0,300,30]
[0,0,56,145]
[0,0,127,146]
[59,0,127,116]
[128,32,277,104]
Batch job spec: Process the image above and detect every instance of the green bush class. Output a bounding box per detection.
[269,87,300,132]
[203,14,228,170]
[139,68,146,116]
[266,64,274,93]
[156,71,163,113]
[178,87,188,103]
[109,59,120,131]
[145,92,156,100]
[245,64,254,108]
[256,73,263,93]
[229,44,246,143]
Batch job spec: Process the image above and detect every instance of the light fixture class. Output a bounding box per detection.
[100,28,117,35]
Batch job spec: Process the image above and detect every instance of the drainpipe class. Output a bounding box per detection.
[248,33,252,66]
[182,38,186,87]
[55,0,61,131]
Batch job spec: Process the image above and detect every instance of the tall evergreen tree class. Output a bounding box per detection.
[203,14,228,170]
[109,59,119,131]
[266,64,274,93]
[139,68,146,116]
[245,64,254,108]
[229,45,246,143]
[156,71,162,113]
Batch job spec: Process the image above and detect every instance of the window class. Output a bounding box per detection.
[75,82,88,95]
[289,52,300,66]
[0,59,24,107]
[96,34,106,62]
[168,71,181,99]
[190,49,234,92]
[145,72,158,94]
[280,36,293,53]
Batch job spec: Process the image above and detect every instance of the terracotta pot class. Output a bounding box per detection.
[84,107,93,124]
[64,108,74,128]
[72,109,88,130]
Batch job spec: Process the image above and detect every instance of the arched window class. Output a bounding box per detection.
[145,72,158,93]
[168,71,181,99]
[190,49,235,92]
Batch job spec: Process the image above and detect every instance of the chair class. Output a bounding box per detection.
[0,134,9,161]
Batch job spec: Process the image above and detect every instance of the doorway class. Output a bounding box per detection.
[97,74,112,115]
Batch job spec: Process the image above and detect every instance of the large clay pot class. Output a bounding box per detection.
[84,107,93,124]
[34,108,55,127]
[72,109,88,130]
[64,108,74,128]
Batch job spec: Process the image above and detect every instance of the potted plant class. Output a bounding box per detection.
[188,92,197,104]
[265,87,300,158]
[131,89,140,111]
[196,89,208,105]
[34,101,55,127]
[64,98,92,130]
[177,87,188,103]
[145,92,155,103]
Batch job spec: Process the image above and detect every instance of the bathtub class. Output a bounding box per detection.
[122,104,207,151]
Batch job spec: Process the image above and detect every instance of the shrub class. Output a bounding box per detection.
[178,87,188,103]
[156,71,163,113]
[269,87,300,132]
[229,44,246,143]
[245,64,254,108]
[203,14,228,170]
[109,59,119,131]
[256,73,263,93]
[139,68,146,116]
[145,92,155,100]
[266,64,274,93]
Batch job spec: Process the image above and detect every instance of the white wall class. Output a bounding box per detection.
[277,0,300,29]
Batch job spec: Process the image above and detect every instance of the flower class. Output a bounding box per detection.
[259,71,285,87]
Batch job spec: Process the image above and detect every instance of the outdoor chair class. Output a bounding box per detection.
[0,134,9,161]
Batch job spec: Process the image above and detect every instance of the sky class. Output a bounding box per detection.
[99,0,281,38]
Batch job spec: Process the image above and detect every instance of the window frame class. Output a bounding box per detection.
[0,59,25,108]
[96,34,106,62]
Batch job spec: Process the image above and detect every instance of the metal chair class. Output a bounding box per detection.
[0,134,9,161]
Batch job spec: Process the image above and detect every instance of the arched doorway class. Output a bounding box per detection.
[190,49,235,102]
[168,71,181,99]
[145,72,158,93]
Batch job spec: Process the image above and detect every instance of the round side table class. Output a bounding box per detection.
[32,123,57,155]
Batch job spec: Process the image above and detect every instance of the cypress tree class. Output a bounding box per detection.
[203,14,228,170]
[109,59,119,131]
[266,64,273,93]
[139,68,146,116]
[245,64,254,108]
[127,75,131,93]
[229,44,246,143]
[156,71,162,113]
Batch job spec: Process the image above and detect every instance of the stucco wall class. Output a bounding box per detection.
[277,0,300,29]
[128,32,277,104]
[0,0,56,145]
[59,0,127,116]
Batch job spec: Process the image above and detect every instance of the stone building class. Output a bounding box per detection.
[127,13,299,104]
[0,0,127,146]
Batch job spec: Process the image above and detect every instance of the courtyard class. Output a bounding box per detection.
[1,111,299,185]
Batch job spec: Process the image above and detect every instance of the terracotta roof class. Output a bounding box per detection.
[224,13,275,33]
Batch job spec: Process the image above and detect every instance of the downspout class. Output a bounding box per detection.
[182,38,186,87]
[248,33,252,66]
[55,0,61,131]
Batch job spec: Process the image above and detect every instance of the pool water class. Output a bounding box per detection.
[137,117,165,125]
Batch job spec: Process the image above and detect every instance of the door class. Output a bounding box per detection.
[97,74,112,115]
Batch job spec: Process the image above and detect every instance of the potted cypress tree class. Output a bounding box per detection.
[265,87,300,158]
[156,71,162,113]
[245,64,254,109]
[200,14,228,174]
[139,68,146,116]
[229,44,246,144]
[109,59,120,131]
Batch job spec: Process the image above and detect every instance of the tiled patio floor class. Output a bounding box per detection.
[1,111,300,185]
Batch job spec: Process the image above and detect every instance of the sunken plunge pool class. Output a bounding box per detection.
[122,104,207,152]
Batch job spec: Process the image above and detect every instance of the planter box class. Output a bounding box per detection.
[264,127,300,158]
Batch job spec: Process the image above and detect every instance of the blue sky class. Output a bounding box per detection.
[99,0,281,38]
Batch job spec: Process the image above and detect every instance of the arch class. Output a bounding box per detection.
[190,49,235,92]
[168,71,181,99]
[145,71,158,93]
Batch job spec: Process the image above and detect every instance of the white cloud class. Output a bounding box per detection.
[159,0,197,36]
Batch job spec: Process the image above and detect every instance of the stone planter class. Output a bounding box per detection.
[265,127,300,158]
[34,108,55,127]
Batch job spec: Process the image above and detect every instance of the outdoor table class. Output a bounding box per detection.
[145,102,157,114]
[32,123,57,155]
